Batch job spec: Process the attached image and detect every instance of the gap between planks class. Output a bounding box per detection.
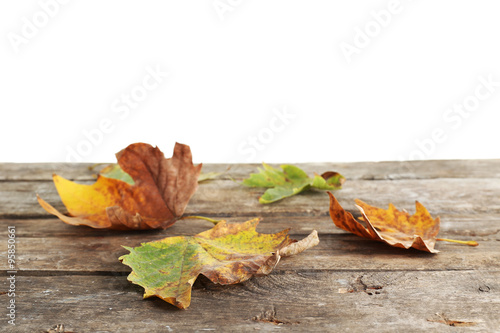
[2,268,496,277]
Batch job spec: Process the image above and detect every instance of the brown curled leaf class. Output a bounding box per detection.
[328,192,440,253]
[37,142,202,230]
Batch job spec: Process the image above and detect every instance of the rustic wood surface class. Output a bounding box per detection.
[1,160,499,332]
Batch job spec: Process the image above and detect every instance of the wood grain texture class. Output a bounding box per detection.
[0,214,498,274]
[0,160,499,332]
[2,178,500,218]
[1,271,499,332]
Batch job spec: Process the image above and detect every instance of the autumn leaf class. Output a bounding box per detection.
[327,192,441,253]
[119,218,319,309]
[328,192,479,252]
[37,142,202,230]
[242,163,345,203]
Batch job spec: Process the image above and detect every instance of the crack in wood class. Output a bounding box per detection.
[0,270,129,277]
[349,275,384,295]
[252,306,298,325]
[479,285,491,292]
[43,324,76,333]
[427,313,476,327]
[0,268,486,278]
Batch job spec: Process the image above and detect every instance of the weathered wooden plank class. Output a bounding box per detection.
[2,271,499,332]
[2,160,499,332]
[1,214,499,239]
[2,177,499,218]
[1,223,497,273]
[1,159,500,182]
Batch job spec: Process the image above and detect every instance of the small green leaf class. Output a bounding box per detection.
[280,164,309,181]
[99,164,135,185]
[243,164,345,204]
[242,163,282,187]
[198,172,221,182]
[259,181,312,204]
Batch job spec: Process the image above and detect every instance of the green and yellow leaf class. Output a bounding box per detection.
[119,218,319,309]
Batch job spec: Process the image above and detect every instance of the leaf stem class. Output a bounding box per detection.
[181,215,222,225]
[436,238,479,247]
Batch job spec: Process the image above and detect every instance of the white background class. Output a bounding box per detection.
[1,0,499,164]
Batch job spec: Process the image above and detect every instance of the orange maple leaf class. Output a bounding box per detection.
[37,142,202,230]
[327,192,440,253]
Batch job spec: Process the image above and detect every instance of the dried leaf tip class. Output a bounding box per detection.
[279,230,320,257]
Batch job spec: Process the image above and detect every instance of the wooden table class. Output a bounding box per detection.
[1,160,499,332]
